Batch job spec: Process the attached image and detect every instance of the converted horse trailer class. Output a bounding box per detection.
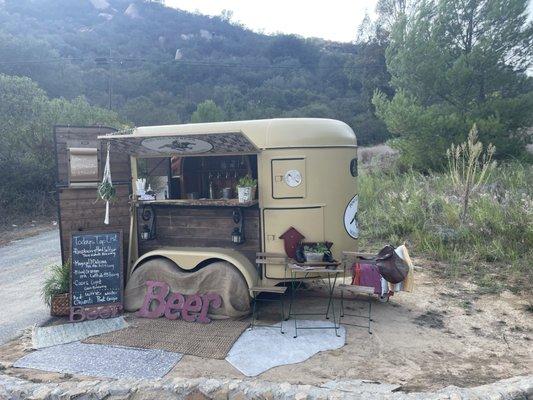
[55,118,358,307]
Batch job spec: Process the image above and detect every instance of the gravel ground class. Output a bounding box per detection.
[0,229,60,344]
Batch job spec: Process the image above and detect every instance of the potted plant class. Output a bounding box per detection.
[42,262,71,317]
[237,175,257,203]
[304,243,329,262]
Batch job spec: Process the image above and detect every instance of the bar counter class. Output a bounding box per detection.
[135,199,258,208]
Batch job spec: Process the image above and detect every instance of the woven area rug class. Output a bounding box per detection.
[84,317,250,359]
[14,341,181,379]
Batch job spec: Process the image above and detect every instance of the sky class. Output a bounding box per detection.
[164,0,379,43]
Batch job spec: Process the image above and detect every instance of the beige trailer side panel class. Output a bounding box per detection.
[263,207,325,278]
[258,147,357,283]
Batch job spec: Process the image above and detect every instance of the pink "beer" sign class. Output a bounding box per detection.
[137,280,222,324]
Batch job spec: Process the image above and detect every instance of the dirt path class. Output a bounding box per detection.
[0,229,60,344]
[0,265,531,391]
[0,219,58,247]
[166,270,533,391]
[0,227,530,389]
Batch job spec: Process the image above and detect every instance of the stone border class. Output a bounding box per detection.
[0,374,531,399]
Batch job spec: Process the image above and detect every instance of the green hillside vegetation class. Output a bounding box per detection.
[373,0,533,170]
[0,0,531,287]
[0,0,392,216]
[0,74,123,215]
[359,159,533,292]
[0,0,389,144]
[361,0,533,289]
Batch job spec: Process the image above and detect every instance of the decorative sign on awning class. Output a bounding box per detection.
[99,132,258,157]
[142,137,213,154]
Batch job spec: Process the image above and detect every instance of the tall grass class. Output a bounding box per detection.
[358,162,533,292]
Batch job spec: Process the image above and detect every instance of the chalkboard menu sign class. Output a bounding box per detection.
[70,231,123,317]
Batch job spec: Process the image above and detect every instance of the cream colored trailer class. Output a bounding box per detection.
[97,118,358,294]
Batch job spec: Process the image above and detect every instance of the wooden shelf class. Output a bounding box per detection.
[136,199,258,208]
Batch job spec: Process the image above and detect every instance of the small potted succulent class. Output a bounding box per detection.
[237,175,257,203]
[42,262,71,317]
[304,243,329,262]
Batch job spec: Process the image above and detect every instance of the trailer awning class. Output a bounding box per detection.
[98,131,259,157]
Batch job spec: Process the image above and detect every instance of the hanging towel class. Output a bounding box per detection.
[380,277,388,296]
[394,245,415,292]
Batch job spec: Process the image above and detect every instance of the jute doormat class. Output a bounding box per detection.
[83,317,250,359]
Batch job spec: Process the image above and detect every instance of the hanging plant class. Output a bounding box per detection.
[96,142,115,224]
[97,180,116,203]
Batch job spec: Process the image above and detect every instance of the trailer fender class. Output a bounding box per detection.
[130,247,259,293]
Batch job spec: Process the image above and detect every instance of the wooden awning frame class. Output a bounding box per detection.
[98,131,259,157]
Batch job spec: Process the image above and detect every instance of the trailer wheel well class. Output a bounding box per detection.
[194,258,250,286]
[193,257,225,271]
[132,256,247,282]
[130,255,183,275]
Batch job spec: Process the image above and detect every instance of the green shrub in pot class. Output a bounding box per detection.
[42,262,70,307]
[304,243,329,262]
[237,175,257,203]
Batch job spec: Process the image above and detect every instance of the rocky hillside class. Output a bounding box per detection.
[0,0,391,144]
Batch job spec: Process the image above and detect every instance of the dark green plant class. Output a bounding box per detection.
[41,262,70,307]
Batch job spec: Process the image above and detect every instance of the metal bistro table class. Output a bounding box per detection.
[285,260,342,338]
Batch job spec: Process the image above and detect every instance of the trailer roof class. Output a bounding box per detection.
[100,118,356,153]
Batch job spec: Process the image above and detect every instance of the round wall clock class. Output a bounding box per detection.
[284,169,302,187]
[344,194,359,239]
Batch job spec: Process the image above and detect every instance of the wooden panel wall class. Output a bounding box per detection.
[58,186,131,263]
[139,206,261,265]
[54,126,132,265]
[55,126,131,185]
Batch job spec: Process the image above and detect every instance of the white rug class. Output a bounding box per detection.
[226,320,346,377]
[14,341,182,379]
[32,317,128,349]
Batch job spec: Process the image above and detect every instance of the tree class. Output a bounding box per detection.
[373,0,533,170]
[0,74,123,215]
[121,95,181,126]
[345,9,394,146]
[375,0,409,33]
[190,100,225,123]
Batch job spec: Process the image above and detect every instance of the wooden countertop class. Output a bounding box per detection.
[135,199,258,208]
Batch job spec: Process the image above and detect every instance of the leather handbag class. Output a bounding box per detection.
[359,245,409,284]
